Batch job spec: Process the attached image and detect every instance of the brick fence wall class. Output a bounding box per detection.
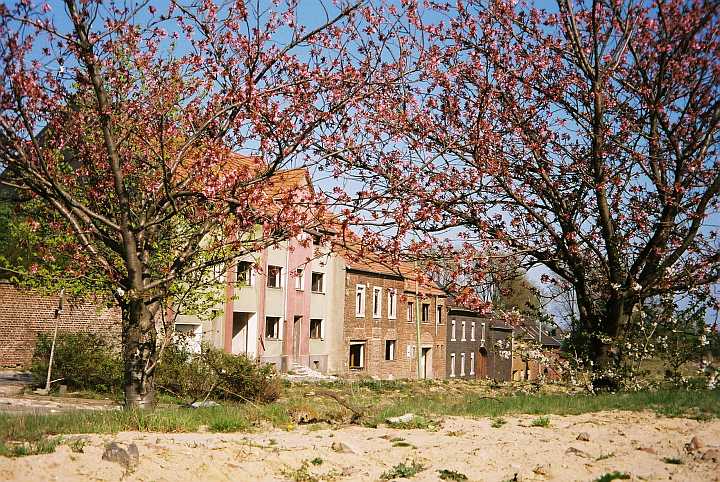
[0,283,121,367]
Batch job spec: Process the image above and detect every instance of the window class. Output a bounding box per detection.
[309,318,323,339]
[267,265,282,288]
[265,316,281,339]
[237,261,253,286]
[212,263,225,281]
[470,352,475,376]
[451,319,456,341]
[407,302,414,322]
[460,353,466,376]
[372,287,382,318]
[471,321,476,341]
[295,268,304,290]
[461,320,466,341]
[174,323,202,353]
[311,272,324,293]
[349,341,365,369]
[421,303,430,323]
[385,340,396,361]
[436,305,443,325]
[388,289,397,319]
[481,322,486,342]
[355,285,366,317]
[450,353,456,377]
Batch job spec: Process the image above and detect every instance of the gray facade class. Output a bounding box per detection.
[446,308,513,381]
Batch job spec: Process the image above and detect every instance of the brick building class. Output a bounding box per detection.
[0,283,121,367]
[446,307,513,381]
[341,257,446,379]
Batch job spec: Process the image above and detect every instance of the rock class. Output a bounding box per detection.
[331,441,357,454]
[386,413,415,425]
[565,447,591,458]
[190,400,220,408]
[102,442,139,471]
[701,448,720,463]
[637,447,657,455]
[689,436,705,451]
[576,432,590,442]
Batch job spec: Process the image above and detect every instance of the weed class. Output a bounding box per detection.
[596,452,615,461]
[491,418,507,428]
[66,438,87,453]
[282,460,317,482]
[392,441,415,448]
[530,416,550,427]
[389,437,404,442]
[311,457,323,466]
[438,468,468,480]
[446,430,464,436]
[386,415,437,430]
[0,437,61,457]
[662,457,683,465]
[594,472,630,482]
[208,417,250,433]
[380,460,425,479]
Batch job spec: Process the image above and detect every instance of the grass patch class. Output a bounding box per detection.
[530,416,550,427]
[438,468,468,480]
[663,457,683,465]
[491,417,507,428]
[1,385,718,451]
[392,441,415,448]
[594,472,630,482]
[381,460,425,479]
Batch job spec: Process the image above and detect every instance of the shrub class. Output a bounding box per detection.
[202,346,281,403]
[155,343,281,404]
[30,332,122,393]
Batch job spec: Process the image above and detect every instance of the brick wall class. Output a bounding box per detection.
[342,270,446,379]
[0,283,121,367]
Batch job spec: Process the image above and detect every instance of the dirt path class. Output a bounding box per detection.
[1,410,718,481]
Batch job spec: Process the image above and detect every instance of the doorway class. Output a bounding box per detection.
[232,312,255,357]
[420,347,432,379]
[293,316,302,361]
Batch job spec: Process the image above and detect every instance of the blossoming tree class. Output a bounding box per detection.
[334,0,720,380]
[0,0,405,407]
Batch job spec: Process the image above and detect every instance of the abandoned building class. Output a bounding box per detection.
[341,256,447,379]
[446,306,513,381]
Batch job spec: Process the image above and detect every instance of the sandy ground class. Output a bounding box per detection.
[1,410,718,481]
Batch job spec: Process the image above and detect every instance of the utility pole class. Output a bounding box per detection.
[44,288,65,394]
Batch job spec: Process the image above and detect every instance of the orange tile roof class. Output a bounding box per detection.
[338,243,446,296]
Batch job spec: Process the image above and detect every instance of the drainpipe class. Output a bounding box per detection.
[415,262,422,379]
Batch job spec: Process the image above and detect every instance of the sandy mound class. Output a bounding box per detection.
[1,410,718,481]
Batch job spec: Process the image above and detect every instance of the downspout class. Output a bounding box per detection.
[415,262,422,379]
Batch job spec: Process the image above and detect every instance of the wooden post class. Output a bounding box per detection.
[45,288,64,393]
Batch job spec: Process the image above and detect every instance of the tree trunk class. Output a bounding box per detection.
[121,298,158,409]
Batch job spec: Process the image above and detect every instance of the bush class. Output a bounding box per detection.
[155,343,281,404]
[31,335,280,403]
[30,332,122,393]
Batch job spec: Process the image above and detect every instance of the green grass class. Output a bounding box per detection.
[530,416,550,427]
[594,471,630,482]
[1,386,718,458]
[438,469,468,480]
[491,417,507,428]
[380,460,425,479]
